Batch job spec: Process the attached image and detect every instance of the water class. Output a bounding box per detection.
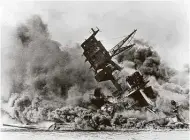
[1,130,189,140]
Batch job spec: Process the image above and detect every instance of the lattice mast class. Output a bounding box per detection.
[81,28,137,92]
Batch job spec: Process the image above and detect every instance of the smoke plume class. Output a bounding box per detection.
[1,15,189,125]
[1,15,97,122]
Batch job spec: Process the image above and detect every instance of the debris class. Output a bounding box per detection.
[3,26,189,131]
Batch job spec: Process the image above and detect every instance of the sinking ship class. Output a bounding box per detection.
[3,28,188,131]
[80,27,156,108]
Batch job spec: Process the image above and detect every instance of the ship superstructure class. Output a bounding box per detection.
[81,28,136,93]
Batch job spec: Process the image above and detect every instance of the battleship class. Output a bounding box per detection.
[81,28,156,110]
[3,27,188,131]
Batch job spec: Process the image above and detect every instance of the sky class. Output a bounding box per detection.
[1,1,189,70]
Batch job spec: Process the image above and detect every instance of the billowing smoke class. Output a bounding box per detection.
[116,39,189,123]
[117,39,177,81]
[1,15,189,126]
[1,15,97,123]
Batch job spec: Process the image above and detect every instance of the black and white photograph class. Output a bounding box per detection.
[0,1,190,140]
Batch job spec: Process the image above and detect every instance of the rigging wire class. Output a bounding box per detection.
[108,35,126,40]
[99,35,126,42]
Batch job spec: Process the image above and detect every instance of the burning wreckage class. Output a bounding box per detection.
[80,28,155,109]
[3,27,189,131]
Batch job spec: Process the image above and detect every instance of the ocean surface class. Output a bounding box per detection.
[1,130,189,140]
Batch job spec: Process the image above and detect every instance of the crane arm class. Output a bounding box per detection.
[109,29,137,57]
[110,44,135,57]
